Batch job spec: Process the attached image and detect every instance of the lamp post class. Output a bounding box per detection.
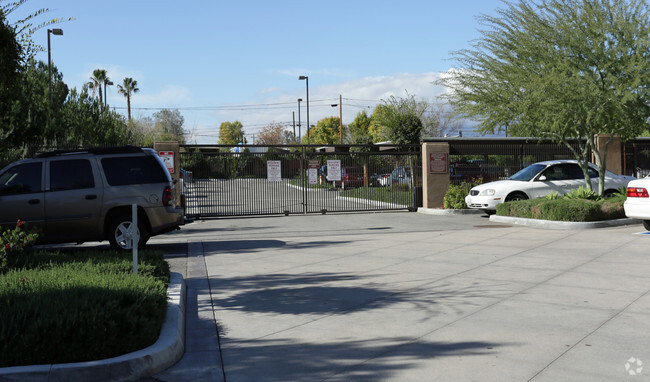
[297,98,302,143]
[47,28,63,107]
[299,76,309,143]
[104,80,113,108]
[330,94,343,144]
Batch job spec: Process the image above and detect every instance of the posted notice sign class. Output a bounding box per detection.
[159,151,175,174]
[267,160,282,182]
[327,160,341,181]
[308,160,319,185]
[428,153,448,174]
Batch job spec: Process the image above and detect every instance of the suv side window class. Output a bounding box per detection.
[50,159,95,191]
[101,156,168,186]
[0,162,42,195]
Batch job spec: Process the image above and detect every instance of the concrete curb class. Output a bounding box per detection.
[0,272,186,382]
[489,215,642,229]
[417,207,485,215]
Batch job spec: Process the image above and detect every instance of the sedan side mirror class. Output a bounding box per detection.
[537,175,547,181]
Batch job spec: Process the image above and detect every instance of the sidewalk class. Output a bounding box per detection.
[153,212,650,381]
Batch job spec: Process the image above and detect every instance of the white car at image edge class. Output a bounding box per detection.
[624,177,650,230]
[465,160,635,213]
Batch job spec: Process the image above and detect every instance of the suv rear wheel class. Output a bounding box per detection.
[107,212,150,250]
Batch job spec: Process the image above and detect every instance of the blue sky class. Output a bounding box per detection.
[9,0,505,143]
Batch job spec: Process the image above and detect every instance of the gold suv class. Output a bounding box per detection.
[0,147,183,250]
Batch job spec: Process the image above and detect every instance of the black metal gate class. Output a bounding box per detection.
[179,144,421,217]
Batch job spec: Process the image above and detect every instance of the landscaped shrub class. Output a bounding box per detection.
[496,198,626,221]
[0,250,169,367]
[444,182,473,209]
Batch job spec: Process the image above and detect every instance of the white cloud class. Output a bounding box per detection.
[188,71,454,143]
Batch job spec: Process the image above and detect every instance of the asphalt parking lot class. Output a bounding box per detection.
[145,212,650,381]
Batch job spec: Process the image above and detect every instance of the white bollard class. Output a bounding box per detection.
[132,204,139,274]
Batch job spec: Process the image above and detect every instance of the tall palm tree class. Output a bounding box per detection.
[117,77,139,121]
[87,69,107,105]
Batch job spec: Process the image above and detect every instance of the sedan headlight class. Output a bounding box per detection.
[479,189,496,196]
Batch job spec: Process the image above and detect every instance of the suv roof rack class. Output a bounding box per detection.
[36,146,144,158]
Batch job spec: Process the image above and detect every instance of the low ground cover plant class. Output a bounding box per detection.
[496,188,627,221]
[0,248,170,367]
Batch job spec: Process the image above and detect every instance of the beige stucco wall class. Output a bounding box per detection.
[153,142,181,203]
[422,142,450,209]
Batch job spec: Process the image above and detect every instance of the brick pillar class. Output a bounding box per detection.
[422,142,450,209]
[153,142,181,203]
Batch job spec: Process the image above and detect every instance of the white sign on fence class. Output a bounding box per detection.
[327,160,341,181]
[267,160,282,182]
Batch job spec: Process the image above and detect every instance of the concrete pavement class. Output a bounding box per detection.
[148,211,650,381]
[3,211,649,381]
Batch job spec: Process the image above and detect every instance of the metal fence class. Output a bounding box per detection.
[440,138,587,185]
[624,138,650,178]
[179,145,422,218]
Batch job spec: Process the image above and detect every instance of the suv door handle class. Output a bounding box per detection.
[28,199,40,205]
[85,194,97,200]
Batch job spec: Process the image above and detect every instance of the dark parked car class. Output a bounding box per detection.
[0,147,184,250]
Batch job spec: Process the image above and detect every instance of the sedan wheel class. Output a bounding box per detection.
[506,192,528,202]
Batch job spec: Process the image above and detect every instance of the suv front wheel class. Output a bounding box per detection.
[107,212,150,250]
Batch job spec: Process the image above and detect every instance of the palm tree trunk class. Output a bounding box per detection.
[127,94,131,121]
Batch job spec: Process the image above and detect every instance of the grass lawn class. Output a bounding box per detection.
[0,249,170,367]
[340,186,413,206]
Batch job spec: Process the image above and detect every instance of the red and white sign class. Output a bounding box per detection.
[429,152,448,174]
[159,151,175,174]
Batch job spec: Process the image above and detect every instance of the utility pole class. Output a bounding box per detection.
[339,94,343,144]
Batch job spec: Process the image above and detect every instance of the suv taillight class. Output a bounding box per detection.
[627,187,649,198]
[163,186,173,206]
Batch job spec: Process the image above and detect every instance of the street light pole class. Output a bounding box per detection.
[104,80,114,108]
[47,28,63,108]
[299,76,309,143]
[297,98,302,143]
[331,94,343,144]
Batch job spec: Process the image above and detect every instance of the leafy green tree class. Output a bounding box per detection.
[373,94,424,146]
[218,121,245,145]
[153,108,186,143]
[3,59,67,147]
[305,116,342,145]
[0,10,22,152]
[127,116,156,147]
[60,86,133,146]
[438,0,650,194]
[117,77,139,121]
[348,110,373,145]
[1,0,73,63]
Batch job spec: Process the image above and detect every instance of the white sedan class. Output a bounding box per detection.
[465,160,635,213]
[624,177,650,230]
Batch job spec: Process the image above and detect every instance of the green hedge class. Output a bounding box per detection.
[0,250,169,367]
[495,198,626,222]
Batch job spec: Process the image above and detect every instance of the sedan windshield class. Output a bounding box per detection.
[508,163,546,181]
